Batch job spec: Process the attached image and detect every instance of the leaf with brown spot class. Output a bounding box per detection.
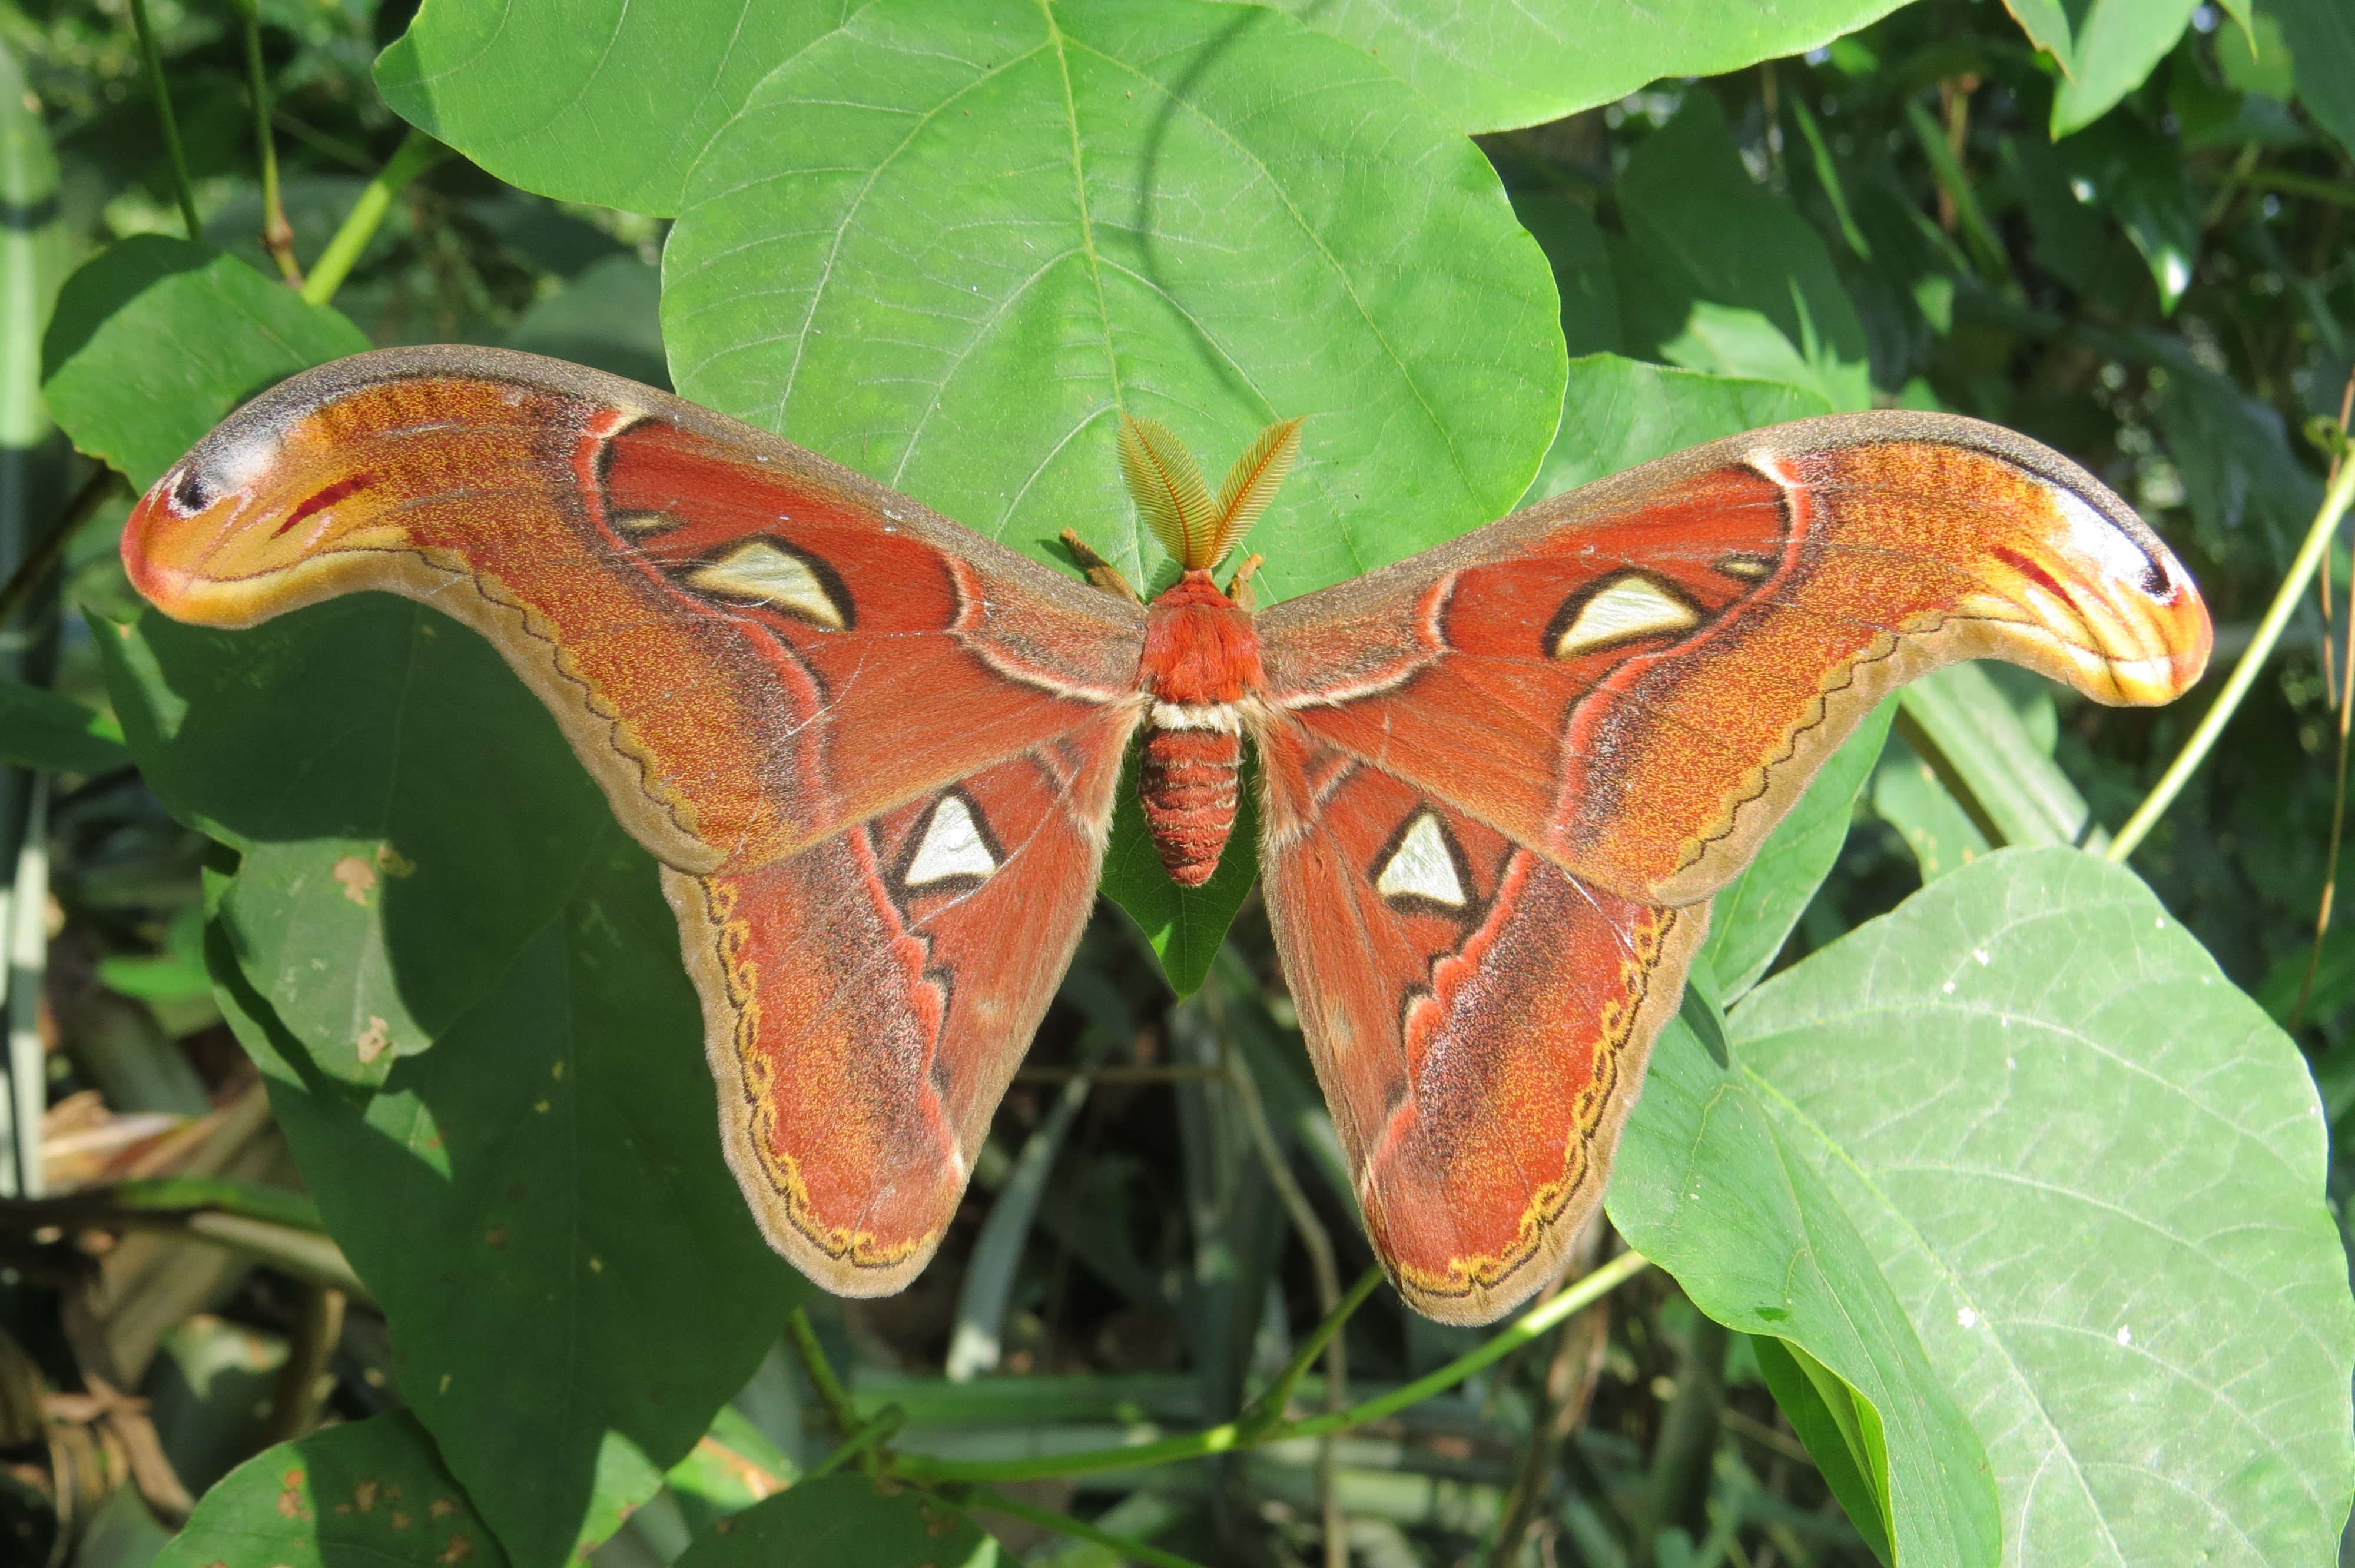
[333,856,377,905]
[102,600,626,1089]
[127,591,810,1566]
[154,1413,506,1568]
[354,1017,392,1064]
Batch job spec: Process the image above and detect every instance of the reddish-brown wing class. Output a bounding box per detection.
[123,346,1149,1292]
[125,346,1147,875]
[1256,411,2210,908]
[1251,411,2210,1322]
[1255,715,1703,1324]
[674,707,1130,1290]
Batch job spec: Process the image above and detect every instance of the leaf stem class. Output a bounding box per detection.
[2238,167,2355,211]
[126,0,200,239]
[808,1404,902,1479]
[953,1486,1209,1568]
[1213,999,1349,1566]
[784,1307,861,1443]
[0,467,122,629]
[300,127,449,307]
[895,1249,1649,1484]
[1283,1249,1647,1441]
[2295,379,2355,1026]
[2110,456,2355,862]
[260,1283,344,1443]
[1235,1265,1384,1442]
[230,0,301,285]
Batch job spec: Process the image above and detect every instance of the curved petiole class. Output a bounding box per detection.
[2111,456,2355,862]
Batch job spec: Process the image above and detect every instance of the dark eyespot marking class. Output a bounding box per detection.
[2041,479,2175,603]
[170,468,214,517]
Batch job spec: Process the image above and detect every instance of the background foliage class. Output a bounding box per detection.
[0,0,2351,1565]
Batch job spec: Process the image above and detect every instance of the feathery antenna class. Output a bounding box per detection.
[1116,411,1303,572]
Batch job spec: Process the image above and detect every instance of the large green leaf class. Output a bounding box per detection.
[102,600,808,1568]
[41,237,368,489]
[674,1475,996,1567]
[1730,848,2355,1564]
[1610,980,2005,1568]
[95,603,615,1085]
[1268,0,1912,135]
[382,0,1570,975]
[155,1412,505,1568]
[661,0,1562,604]
[374,2,857,216]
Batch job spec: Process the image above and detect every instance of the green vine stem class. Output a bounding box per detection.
[228,0,300,284]
[2110,454,2355,862]
[1235,1264,1384,1443]
[784,1307,860,1439]
[2294,383,2355,1026]
[0,468,122,630]
[895,1248,1651,1484]
[300,127,449,307]
[2238,167,2355,211]
[125,0,200,238]
[808,1404,903,1479]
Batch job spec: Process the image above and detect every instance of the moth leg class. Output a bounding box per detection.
[1226,552,1265,610]
[1059,529,1143,604]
